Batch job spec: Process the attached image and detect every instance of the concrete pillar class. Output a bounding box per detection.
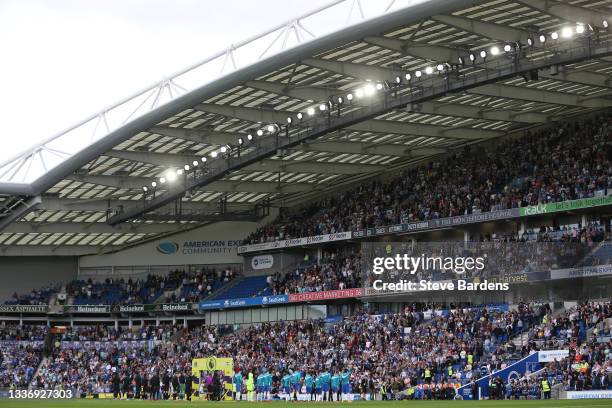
[115,319,119,330]
[464,231,469,242]
[581,214,587,228]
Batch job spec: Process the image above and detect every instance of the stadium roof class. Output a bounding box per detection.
[0,0,611,255]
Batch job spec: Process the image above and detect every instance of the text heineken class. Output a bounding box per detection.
[160,303,191,312]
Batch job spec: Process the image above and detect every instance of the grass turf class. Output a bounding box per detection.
[1,400,612,408]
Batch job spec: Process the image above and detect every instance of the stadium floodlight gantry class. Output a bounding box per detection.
[0,0,611,255]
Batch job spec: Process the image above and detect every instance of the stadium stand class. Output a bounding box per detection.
[1,0,612,403]
[245,116,611,244]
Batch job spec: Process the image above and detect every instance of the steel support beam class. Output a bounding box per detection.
[0,196,42,233]
[432,14,531,42]
[516,0,607,27]
[106,150,201,169]
[66,174,318,194]
[38,197,252,213]
[149,126,240,146]
[195,103,501,140]
[471,83,611,108]
[303,57,396,82]
[245,80,338,102]
[364,36,461,62]
[245,159,386,175]
[0,245,120,256]
[3,221,193,234]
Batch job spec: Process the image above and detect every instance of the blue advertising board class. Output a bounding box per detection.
[199,295,288,310]
[458,352,541,400]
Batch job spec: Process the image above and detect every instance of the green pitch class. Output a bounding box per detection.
[1,400,612,408]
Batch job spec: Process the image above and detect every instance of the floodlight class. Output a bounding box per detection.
[561,27,573,38]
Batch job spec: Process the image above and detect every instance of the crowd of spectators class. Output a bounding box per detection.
[268,252,362,294]
[66,270,187,305]
[58,323,182,342]
[245,116,612,244]
[526,302,612,351]
[0,342,43,388]
[13,301,541,397]
[0,324,47,341]
[0,300,609,399]
[166,267,238,303]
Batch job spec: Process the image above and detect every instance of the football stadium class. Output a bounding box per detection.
[0,0,611,406]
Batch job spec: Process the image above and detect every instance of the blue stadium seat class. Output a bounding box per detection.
[210,275,269,300]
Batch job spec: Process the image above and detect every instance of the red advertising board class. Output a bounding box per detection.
[288,288,364,303]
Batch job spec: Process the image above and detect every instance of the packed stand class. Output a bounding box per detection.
[268,252,362,294]
[525,302,612,351]
[0,323,47,341]
[167,267,238,303]
[0,342,43,388]
[535,303,612,393]
[245,116,612,244]
[21,302,547,400]
[58,323,182,342]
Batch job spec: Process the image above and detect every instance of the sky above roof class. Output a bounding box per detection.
[0,0,342,162]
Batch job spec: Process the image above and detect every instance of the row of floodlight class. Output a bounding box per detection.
[142,23,609,193]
